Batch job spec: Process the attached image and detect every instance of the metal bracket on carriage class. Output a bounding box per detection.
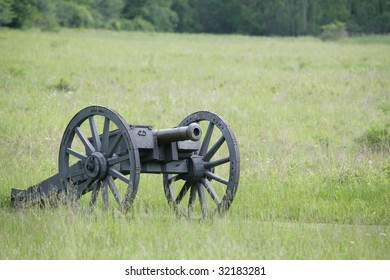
[10,106,240,219]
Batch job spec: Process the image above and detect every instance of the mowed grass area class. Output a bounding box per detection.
[0,29,389,259]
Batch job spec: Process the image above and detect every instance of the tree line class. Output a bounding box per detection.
[1,0,389,35]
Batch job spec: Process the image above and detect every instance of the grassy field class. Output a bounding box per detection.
[0,29,389,259]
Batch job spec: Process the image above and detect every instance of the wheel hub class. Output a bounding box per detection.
[183,155,212,182]
[84,152,108,180]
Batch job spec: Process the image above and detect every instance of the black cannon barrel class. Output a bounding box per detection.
[154,123,202,143]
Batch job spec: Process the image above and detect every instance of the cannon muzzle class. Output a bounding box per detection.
[154,123,202,144]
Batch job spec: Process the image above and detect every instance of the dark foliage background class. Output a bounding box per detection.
[1,0,390,35]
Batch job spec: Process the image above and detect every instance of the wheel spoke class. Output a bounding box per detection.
[101,179,109,210]
[220,190,234,213]
[204,157,230,169]
[109,167,130,184]
[188,185,197,209]
[102,117,110,153]
[77,178,93,197]
[205,170,229,185]
[175,181,190,204]
[90,181,101,207]
[197,182,207,219]
[66,148,87,160]
[199,122,214,156]
[107,132,122,158]
[75,127,95,155]
[203,178,221,206]
[107,153,129,166]
[107,176,123,206]
[203,136,225,162]
[89,116,101,151]
[168,175,180,184]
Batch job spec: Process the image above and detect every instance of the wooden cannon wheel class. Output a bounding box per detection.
[58,106,140,212]
[163,111,240,219]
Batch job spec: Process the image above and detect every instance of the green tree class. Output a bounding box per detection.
[144,0,178,32]
[237,0,266,35]
[172,0,195,32]
[122,0,178,32]
[193,0,251,34]
[263,0,292,35]
[92,0,124,28]
[10,0,40,28]
[318,0,350,25]
[122,0,146,19]
[36,0,59,31]
[349,0,390,33]
[56,0,94,28]
[2,0,390,35]
[0,0,14,26]
[378,0,390,33]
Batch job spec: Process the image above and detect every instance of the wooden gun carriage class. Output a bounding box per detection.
[10,106,240,218]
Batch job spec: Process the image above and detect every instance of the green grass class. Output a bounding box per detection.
[0,29,389,259]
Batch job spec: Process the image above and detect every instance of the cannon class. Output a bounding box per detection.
[10,106,240,218]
